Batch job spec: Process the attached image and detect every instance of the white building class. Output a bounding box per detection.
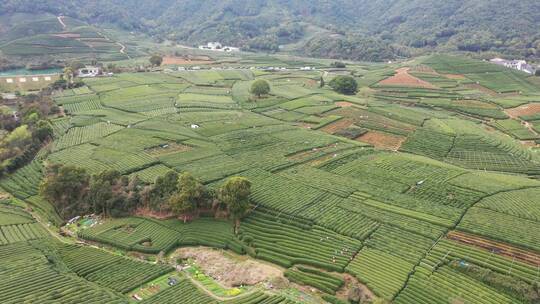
[198,42,239,52]
[199,42,222,50]
[490,58,535,74]
[78,66,101,78]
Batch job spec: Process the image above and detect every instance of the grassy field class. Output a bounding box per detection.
[1,54,540,303]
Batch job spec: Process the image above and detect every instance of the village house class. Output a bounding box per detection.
[490,58,535,74]
[198,42,239,52]
[77,66,101,78]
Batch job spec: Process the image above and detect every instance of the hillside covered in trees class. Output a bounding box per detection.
[1,0,539,61]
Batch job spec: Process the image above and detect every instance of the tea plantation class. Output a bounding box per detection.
[1,54,540,303]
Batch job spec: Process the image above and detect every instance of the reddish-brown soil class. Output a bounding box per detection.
[356,131,406,151]
[378,67,437,89]
[444,74,466,80]
[505,103,540,118]
[336,101,355,108]
[162,56,215,65]
[447,231,540,267]
[320,118,354,134]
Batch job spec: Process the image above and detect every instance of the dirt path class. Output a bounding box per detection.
[116,42,126,54]
[95,30,131,59]
[57,16,67,29]
[115,41,131,59]
[504,104,540,140]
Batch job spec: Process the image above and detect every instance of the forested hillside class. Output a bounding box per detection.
[1,0,539,61]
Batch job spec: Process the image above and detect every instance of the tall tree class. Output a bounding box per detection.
[168,172,204,222]
[250,80,270,98]
[40,164,90,219]
[150,170,178,211]
[219,176,251,234]
[86,170,121,216]
[149,55,163,67]
[63,67,74,88]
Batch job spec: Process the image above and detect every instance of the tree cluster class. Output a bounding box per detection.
[1,0,540,61]
[40,165,143,219]
[329,76,358,95]
[40,165,252,230]
[0,94,56,176]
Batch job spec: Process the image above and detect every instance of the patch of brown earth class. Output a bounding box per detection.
[162,56,215,65]
[336,101,354,108]
[444,74,466,80]
[447,231,540,267]
[335,274,375,303]
[320,118,354,134]
[520,140,539,147]
[175,247,283,287]
[505,103,540,118]
[378,67,438,89]
[145,142,192,156]
[356,131,406,151]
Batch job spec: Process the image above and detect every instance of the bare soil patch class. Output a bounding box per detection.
[320,118,354,134]
[505,103,540,118]
[444,74,466,80]
[356,131,405,151]
[145,143,192,156]
[335,274,375,303]
[336,101,354,108]
[175,247,283,287]
[162,56,215,65]
[378,67,437,89]
[447,231,540,267]
[520,140,539,147]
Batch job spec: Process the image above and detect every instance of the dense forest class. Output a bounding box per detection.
[1,0,539,61]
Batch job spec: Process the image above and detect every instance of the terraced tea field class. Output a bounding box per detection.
[1,54,540,303]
